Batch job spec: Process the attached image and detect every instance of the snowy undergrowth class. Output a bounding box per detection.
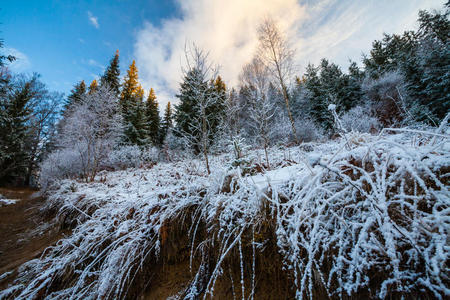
[1,130,448,300]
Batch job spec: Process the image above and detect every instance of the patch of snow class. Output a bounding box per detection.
[0,196,19,207]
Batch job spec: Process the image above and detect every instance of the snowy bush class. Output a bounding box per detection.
[105,145,159,170]
[362,71,412,127]
[294,118,323,142]
[341,105,380,133]
[39,148,84,190]
[275,136,449,299]
[39,86,123,186]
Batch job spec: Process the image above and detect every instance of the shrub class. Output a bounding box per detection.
[105,145,159,170]
[341,105,381,133]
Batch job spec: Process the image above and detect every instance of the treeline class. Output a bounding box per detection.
[1,4,448,187]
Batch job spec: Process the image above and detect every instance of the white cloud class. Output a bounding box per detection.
[134,0,443,108]
[87,58,104,70]
[88,11,99,29]
[6,48,31,72]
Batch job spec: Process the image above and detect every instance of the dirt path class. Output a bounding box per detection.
[0,188,61,289]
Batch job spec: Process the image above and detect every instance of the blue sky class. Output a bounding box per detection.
[1,0,179,94]
[1,0,444,105]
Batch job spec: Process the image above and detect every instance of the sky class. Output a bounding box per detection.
[1,0,444,108]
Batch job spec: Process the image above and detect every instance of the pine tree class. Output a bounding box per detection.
[124,96,148,146]
[120,61,148,145]
[65,80,86,111]
[161,101,172,142]
[120,60,140,116]
[175,46,225,173]
[100,50,121,95]
[0,76,34,184]
[174,68,206,145]
[304,64,330,130]
[145,88,161,146]
[209,75,227,136]
[88,79,98,95]
[174,69,226,151]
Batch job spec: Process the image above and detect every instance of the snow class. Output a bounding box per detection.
[2,130,449,299]
[0,195,19,207]
[247,164,307,190]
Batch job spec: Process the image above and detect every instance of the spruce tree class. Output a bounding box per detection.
[120,61,148,145]
[145,88,161,146]
[124,95,148,146]
[174,67,226,156]
[174,68,205,144]
[100,50,121,95]
[120,60,140,116]
[304,64,331,130]
[0,76,34,184]
[161,101,172,142]
[209,75,227,136]
[88,79,98,95]
[65,80,86,111]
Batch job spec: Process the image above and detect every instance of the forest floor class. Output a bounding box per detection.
[0,188,62,290]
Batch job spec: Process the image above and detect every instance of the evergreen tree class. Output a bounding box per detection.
[145,88,161,146]
[209,75,227,136]
[120,61,148,145]
[303,64,331,130]
[100,50,121,95]
[124,96,148,146]
[413,6,450,121]
[362,5,449,122]
[0,76,34,184]
[120,60,140,116]
[174,66,225,157]
[301,60,363,131]
[88,79,98,95]
[65,80,86,111]
[174,68,205,144]
[160,101,172,143]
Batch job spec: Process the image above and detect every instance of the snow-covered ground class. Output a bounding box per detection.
[1,130,449,299]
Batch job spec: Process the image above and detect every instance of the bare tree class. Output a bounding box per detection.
[56,85,123,182]
[240,57,275,169]
[256,18,298,142]
[25,90,61,185]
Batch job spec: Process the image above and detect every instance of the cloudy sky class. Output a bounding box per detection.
[1,0,444,107]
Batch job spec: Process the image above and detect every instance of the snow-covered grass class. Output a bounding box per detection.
[1,129,449,299]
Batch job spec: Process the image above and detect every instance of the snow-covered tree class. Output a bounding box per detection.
[174,45,224,174]
[44,85,123,183]
[239,57,275,168]
[256,18,298,142]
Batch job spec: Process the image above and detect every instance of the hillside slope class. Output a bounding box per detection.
[0,130,449,299]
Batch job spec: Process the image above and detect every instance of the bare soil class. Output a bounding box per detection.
[0,188,61,290]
